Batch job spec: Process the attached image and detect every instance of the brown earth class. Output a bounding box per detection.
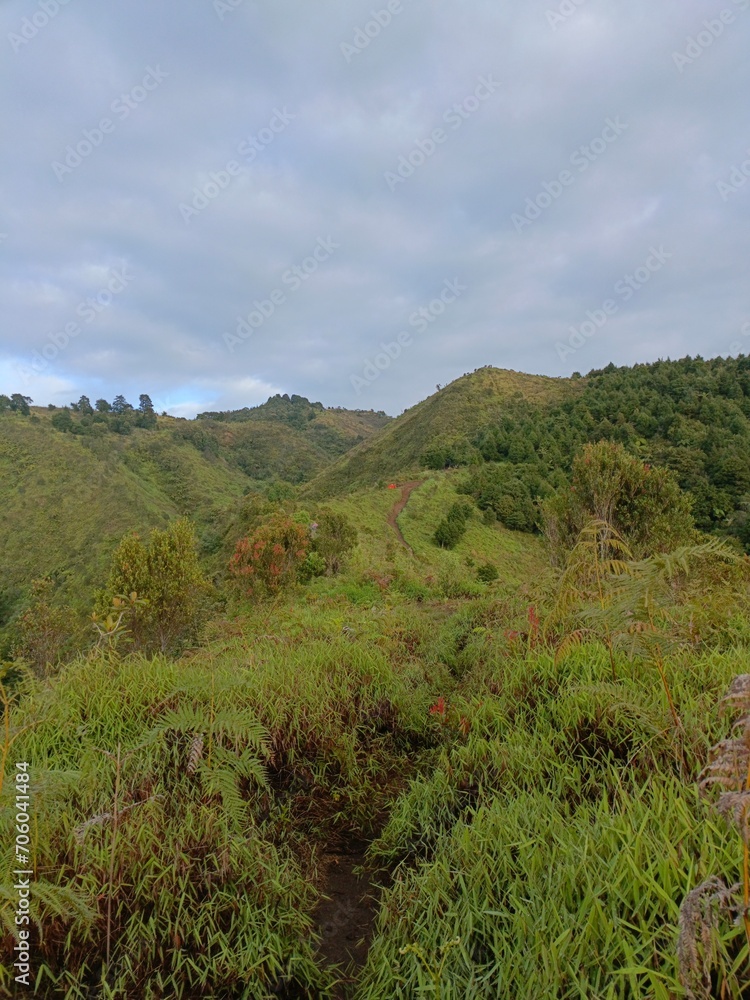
[385,480,420,553]
[311,838,382,998]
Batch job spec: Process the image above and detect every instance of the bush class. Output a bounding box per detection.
[299,550,327,582]
[311,508,357,574]
[97,518,210,655]
[433,501,474,549]
[541,440,695,562]
[476,561,499,583]
[229,514,310,598]
[10,578,79,676]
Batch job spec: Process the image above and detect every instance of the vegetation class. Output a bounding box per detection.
[95,518,211,655]
[434,501,474,549]
[2,358,750,997]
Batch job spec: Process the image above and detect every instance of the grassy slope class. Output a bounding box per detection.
[0,412,249,609]
[299,471,549,598]
[306,366,578,497]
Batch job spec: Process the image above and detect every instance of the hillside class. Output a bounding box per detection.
[306,367,579,497]
[0,395,390,617]
[308,355,750,547]
[0,414,248,614]
[4,357,750,996]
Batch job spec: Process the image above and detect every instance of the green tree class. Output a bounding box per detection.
[51,408,74,433]
[74,395,94,415]
[9,394,32,415]
[542,441,694,562]
[135,393,157,429]
[434,501,474,549]
[95,398,111,412]
[111,394,132,414]
[98,519,210,655]
[311,508,357,574]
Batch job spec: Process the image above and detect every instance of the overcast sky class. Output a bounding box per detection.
[2,0,749,417]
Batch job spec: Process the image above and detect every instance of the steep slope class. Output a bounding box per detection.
[306,367,577,497]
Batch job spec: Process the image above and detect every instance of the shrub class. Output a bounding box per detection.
[229,514,310,598]
[311,508,357,574]
[10,578,78,676]
[97,518,210,655]
[541,440,695,562]
[433,501,474,549]
[476,562,499,583]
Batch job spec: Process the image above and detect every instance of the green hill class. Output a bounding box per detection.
[0,413,248,613]
[5,357,750,997]
[192,393,391,481]
[306,366,579,496]
[0,396,390,617]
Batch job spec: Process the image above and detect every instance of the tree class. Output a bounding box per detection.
[51,408,74,433]
[433,501,474,549]
[97,519,210,655]
[229,514,310,597]
[311,508,357,574]
[74,395,94,415]
[95,399,111,412]
[0,395,11,412]
[542,441,695,563]
[9,394,32,415]
[135,393,157,429]
[111,394,132,414]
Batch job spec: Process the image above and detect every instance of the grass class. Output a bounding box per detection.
[0,596,455,997]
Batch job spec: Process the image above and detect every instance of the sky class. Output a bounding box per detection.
[2,0,749,418]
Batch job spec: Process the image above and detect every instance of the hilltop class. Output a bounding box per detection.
[306,366,578,497]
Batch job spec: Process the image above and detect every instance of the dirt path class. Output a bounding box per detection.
[386,480,420,554]
[311,838,381,998]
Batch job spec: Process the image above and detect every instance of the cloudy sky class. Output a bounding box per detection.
[2,0,749,417]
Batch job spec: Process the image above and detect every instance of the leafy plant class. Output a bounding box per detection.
[97,518,210,655]
[229,513,310,598]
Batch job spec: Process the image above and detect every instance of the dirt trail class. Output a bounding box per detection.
[311,838,381,998]
[386,480,420,554]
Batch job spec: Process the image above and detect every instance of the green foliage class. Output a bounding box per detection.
[542,441,695,562]
[458,462,547,533]
[476,561,499,583]
[422,436,480,470]
[9,578,78,676]
[434,501,474,549]
[310,507,358,574]
[98,519,210,655]
[50,407,74,433]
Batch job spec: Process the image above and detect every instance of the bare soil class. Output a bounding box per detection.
[311,837,383,998]
[386,481,420,553]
